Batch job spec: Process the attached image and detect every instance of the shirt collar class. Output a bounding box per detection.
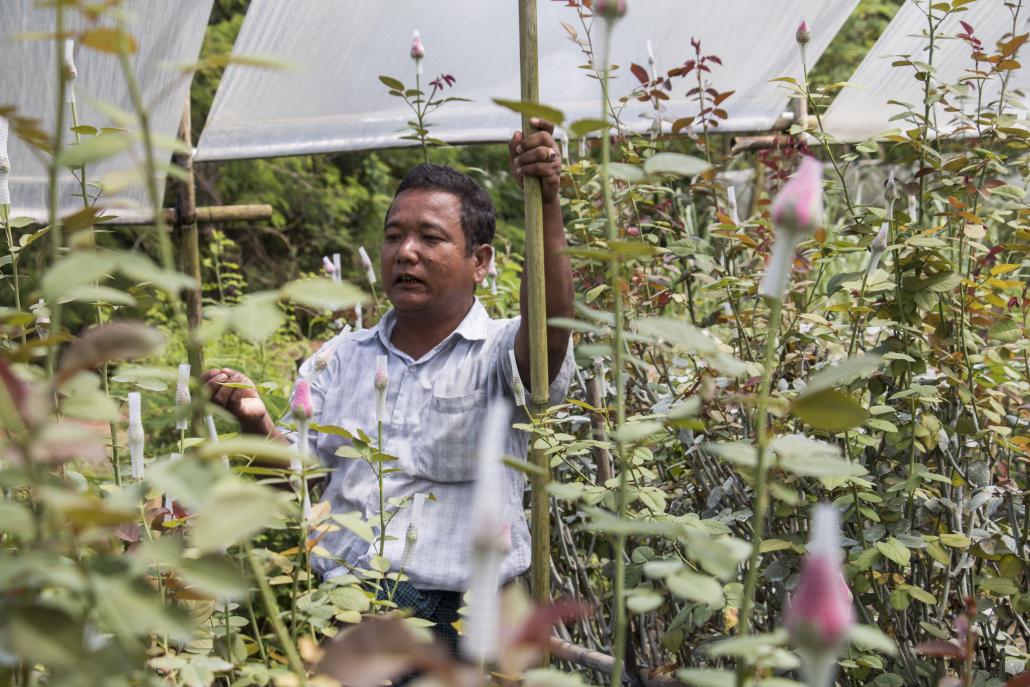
[352,297,491,348]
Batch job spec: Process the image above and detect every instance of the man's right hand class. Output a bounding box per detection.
[202,368,272,434]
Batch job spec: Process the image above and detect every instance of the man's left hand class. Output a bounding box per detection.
[509,118,562,205]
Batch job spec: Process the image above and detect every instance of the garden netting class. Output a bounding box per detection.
[195,0,858,161]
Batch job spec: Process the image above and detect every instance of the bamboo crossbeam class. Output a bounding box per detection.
[518,0,552,608]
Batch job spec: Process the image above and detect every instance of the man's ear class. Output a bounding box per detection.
[472,243,493,285]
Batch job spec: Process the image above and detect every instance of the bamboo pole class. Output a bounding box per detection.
[518,0,551,606]
[174,101,205,427]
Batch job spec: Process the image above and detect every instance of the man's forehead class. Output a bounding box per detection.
[385,188,462,225]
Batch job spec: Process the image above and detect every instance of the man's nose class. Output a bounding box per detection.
[396,235,419,262]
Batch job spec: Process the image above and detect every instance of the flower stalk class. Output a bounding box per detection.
[374,354,388,555]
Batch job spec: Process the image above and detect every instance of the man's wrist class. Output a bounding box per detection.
[240,413,275,436]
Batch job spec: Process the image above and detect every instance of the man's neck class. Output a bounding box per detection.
[390,297,475,361]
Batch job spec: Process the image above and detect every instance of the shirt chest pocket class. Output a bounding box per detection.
[415,388,487,483]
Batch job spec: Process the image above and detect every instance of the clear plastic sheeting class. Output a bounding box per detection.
[196,0,857,161]
[824,1,1029,142]
[0,0,213,222]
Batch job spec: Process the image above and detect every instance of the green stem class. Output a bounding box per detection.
[244,543,306,681]
[735,297,784,686]
[377,419,386,556]
[0,205,24,346]
[600,19,629,687]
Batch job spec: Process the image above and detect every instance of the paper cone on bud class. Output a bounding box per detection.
[784,505,855,687]
[322,255,336,275]
[127,392,144,480]
[461,400,512,664]
[174,363,191,431]
[358,246,377,285]
[410,30,425,60]
[0,116,10,206]
[374,354,388,423]
[63,39,77,105]
[759,156,824,301]
[866,221,889,277]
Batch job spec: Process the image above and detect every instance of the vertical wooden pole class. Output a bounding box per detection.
[174,100,205,403]
[518,0,552,607]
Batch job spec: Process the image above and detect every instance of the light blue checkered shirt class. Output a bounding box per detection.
[289,298,574,591]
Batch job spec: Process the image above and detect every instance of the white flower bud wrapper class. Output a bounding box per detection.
[64,40,77,105]
[727,185,740,225]
[461,400,511,664]
[358,246,376,285]
[175,363,191,430]
[205,414,230,471]
[332,252,342,284]
[508,349,526,407]
[0,116,9,206]
[355,302,363,330]
[127,392,145,480]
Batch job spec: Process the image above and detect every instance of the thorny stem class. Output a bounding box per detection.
[600,19,629,687]
[735,296,784,687]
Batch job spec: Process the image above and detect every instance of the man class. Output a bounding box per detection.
[203,119,574,649]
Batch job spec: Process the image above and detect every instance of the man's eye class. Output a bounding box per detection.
[424,235,442,243]
[385,234,401,243]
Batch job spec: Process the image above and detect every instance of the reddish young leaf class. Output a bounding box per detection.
[630,62,650,84]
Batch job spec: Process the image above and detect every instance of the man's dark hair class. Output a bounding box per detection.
[392,163,496,255]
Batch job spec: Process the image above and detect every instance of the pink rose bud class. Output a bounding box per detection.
[374,354,388,391]
[410,30,425,60]
[796,20,811,46]
[626,226,640,237]
[595,0,627,20]
[293,378,313,421]
[322,255,336,274]
[760,156,824,300]
[785,505,855,654]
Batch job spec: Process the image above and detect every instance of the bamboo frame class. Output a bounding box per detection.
[518,0,552,607]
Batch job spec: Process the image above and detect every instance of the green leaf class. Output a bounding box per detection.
[988,317,1022,343]
[56,132,133,168]
[607,162,645,182]
[491,98,565,125]
[939,532,971,548]
[568,118,608,137]
[280,277,367,311]
[378,75,405,90]
[848,624,898,655]
[627,589,664,613]
[196,436,299,467]
[791,388,869,431]
[979,576,1019,595]
[41,252,117,300]
[189,478,284,552]
[900,584,936,604]
[643,152,711,177]
[875,537,911,566]
[0,501,34,539]
[179,555,249,600]
[665,570,724,607]
[611,421,664,444]
[799,355,883,397]
[706,631,787,657]
[705,441,758,468]
[59,284,136,306]
[676,669,735,687]
[331,512,375,543]
[769,434,866,479]
[5,606,84,667]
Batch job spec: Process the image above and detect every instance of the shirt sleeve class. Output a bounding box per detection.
[496,317,575,407]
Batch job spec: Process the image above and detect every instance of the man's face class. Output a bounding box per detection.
[382,188,490,315]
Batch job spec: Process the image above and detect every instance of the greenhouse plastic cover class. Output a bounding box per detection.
[0,0,213,222]
[196,0,858,161]
[824,1,1030,142]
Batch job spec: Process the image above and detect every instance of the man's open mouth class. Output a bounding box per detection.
[395,274,423,285]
